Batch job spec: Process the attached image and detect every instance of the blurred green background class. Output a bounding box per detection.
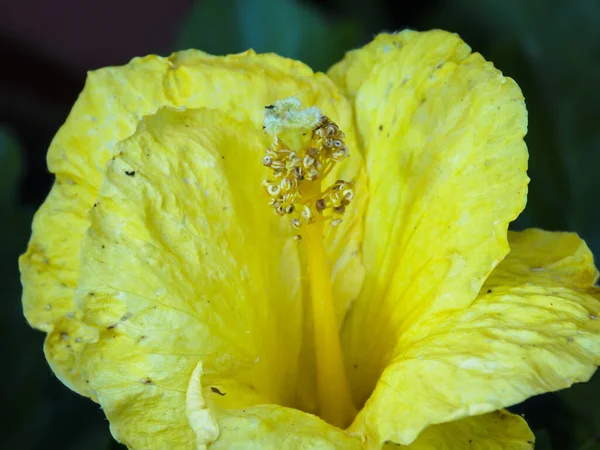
[1,0,598,448]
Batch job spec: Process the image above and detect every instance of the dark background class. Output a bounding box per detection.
[1,0,598,449]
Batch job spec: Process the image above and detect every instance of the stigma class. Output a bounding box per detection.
[262,97,354,232]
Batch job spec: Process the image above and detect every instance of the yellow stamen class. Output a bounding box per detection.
[262,97,356,426]
[262,98,354,230]
[303,185,357,427]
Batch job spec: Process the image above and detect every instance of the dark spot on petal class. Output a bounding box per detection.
[353,364,358,369]
[379,125,383,131]
[107,323,117,330]
[265,104,275,109]
[211,387,226,396]
[487,289,492,294]
[125,170,136,176]
[142,377,152,384]
[93,203,98,207]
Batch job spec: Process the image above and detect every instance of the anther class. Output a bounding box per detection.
[262,156,273,167]
[302,205,313,224]
[332,147,349,161]
[325,124,338,137]
[267,184,280,196]
[303,155,316,168]
[306,167,320,181]
[315,199,326,212]
[280,178,292,192]
[293,166,305,180]
[271,160,285,170]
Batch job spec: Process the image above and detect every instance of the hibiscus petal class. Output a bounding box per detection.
[396,410,534,450]
[208,405,361,449]
[72,108,361,448]
[328,30,529,404]
[186,363,362,449]
[351,229,600,445]
[20,49,364,397]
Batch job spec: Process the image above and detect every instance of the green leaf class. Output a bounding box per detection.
[175,0,361,71]
[0,125,39,450]
[0,125,23,210]
[532,428,553,450]
[557,372,600,450]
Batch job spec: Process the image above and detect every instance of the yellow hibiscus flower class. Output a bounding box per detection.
[20,30,600,449]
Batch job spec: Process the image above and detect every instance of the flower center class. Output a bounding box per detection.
[262,97,356,428]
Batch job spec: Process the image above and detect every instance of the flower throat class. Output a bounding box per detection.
[262,97,356,428]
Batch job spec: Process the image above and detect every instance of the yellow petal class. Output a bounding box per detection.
[72,108,359,448]
[186,363,361,449]
[329,30,529,405]
[351,229,600,445]
[208,405,361,449]
[20,49,364,397]
[485,228,599,289]
[399,410,534,450]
